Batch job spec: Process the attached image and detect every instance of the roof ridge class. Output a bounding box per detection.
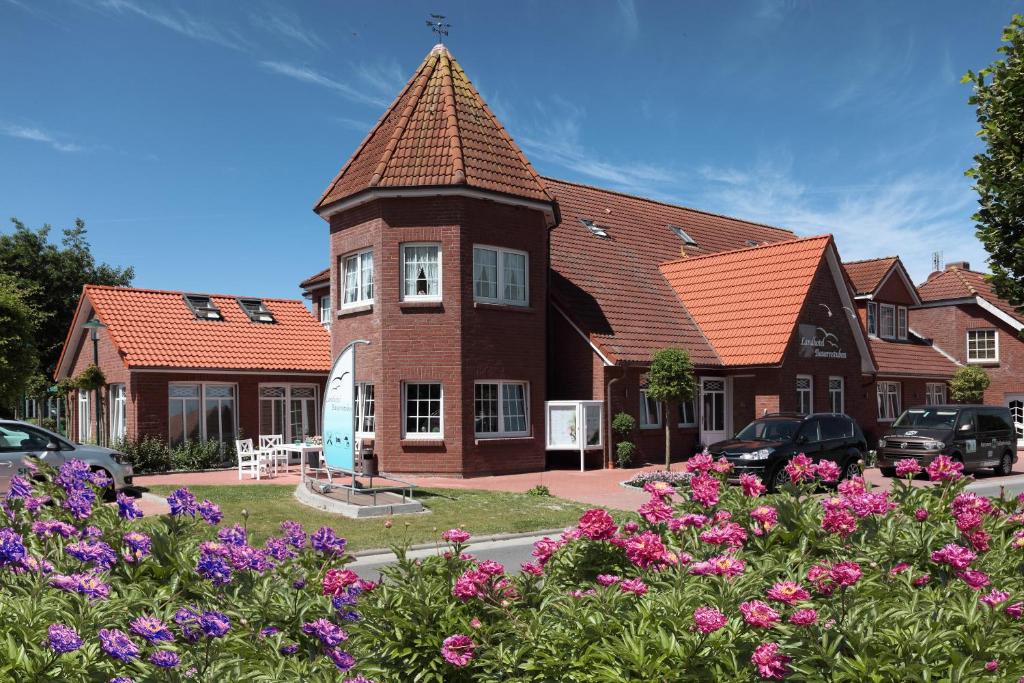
[438,50,466,185]
[843,255,898,265]
[949,267,980,296]
[660,234,832,268]
[369,53,435,187]
[83,284,308,304]
[542,176,797,236]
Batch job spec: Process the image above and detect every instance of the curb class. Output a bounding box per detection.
[351,527,568,559]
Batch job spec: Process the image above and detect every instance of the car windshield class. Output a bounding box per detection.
[736,419,802,442]
[893,409,958,429]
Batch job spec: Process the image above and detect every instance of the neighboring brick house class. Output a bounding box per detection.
[914,263,1024,439]
[301,268,331,328]
[54,286,330,448]
[842,257,959,443]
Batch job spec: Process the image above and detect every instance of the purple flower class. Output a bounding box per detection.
[16,555,53,574]
[166,488,198,517]
[149,650,180,668]
[89,469,111,489]
[327,648,356,671]
[129,615,174,643]
[23,495,50,514]
[217,524,247,547]
[32,520,75,539]
[173,607,201,642]
[196,554,232,585]
[66,540,117,569]
[98,628,139,662]
[343,677,375,683]
[64,491,93,520]
[116,493,143,520]
[280,520,307,548]
[311,527,347,555]
[49,572,110,600]
[302,618,348,647]
[198,499,222,525]
[0,528,27,566]
[122,532,151,563]
[56,460,92,492]
[199,611,230,638]
[263,537,295,561]
[7,475,31,499]
[109,678,134,683]
[228,545,271,572]
[292,577,306,589]
[259,626,280,638]
[80,525,103,539]
[280,643,299,655]
[47,624,83,654]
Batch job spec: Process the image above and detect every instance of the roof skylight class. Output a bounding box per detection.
[238,298,276,323]
[183,295,223,321]
[745,240,761,247]
[580,218,609,239]
[668,225,697,246]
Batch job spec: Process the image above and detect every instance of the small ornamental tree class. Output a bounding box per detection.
[611,412,637,468]
[645,348,697,471]
[949,365,991,403]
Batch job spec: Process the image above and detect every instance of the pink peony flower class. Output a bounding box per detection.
[889,563,910,576]
[520,562,543,576]
[821,507,858,537]
[623,531,667,568]
[596,574,621,586]
[531,537,564,566]
[766,581,810,605]
[985,660,998,672]
[568,588,596,598]
[895,458,921,477]
[815,459,842,483]
[690,554,746,579]
[622,521,640,534]
[957,569,990,590]
[966,529,990,552]
[693,606,728,633]
[751,642,790,680]
[951,492,992,519]
[931,543,976,570]
[638,497,674,525]
[699,522,748,548]
[926,454,963,481]
[837,475,866,496]
[980,589,1009,607]
[1011,530,1024,550]
[1004,602,1023,619]
[477,560,504,577]
[619,578,648,595]
[689,473,721,508]
[830,561,862,587]
[469,617,482,629]
[577,509,617,540]
[322,569,359,597]
[740,473,766,498]
[452,571,485,602]
[440,634,475,667]
[442,529,471,544]
[642,480,676,498]
[685,452,714,473]
[672,513,709,530]
[914,508,929,521]
[712,457,733,474]
[913,574,931,587]
[788,608,818,626]
[750,505,778,536]
[784,454,815,483]
[739,600,780,628]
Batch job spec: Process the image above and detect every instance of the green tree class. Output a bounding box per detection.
[949,366,991,404]
[0,274,42,412]
[645,348,697,471]
[965,14,1024,311]
[0,218,134,378]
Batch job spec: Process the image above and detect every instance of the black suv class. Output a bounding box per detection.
[707,413,867,491]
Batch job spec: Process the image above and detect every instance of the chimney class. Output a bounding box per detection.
[946,261,970,271]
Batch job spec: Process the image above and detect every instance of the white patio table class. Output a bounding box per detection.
[281,443,327,483]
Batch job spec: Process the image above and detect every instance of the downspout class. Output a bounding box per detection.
[605,370,621,469]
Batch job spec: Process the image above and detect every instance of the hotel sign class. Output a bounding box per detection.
[322,339,369,472]
[798,324,847,360]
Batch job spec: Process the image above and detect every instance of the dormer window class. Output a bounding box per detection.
[879,303,896,339]
[238,298,276,323]
[183,295,223,321]
[669,224,697,246]
[580,219,609,238]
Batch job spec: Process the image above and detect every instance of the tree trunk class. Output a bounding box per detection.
[664,403,671,471]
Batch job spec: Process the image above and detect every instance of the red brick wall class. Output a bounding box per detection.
[326,196,549,477]
[64,316,130,442]
[875,271,917,306]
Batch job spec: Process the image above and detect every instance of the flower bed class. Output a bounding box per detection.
[621,469,693,489]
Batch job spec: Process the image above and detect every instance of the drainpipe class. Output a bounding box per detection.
[605,370,622,469]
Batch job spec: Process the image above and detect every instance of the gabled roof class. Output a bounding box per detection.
[546,177,798,366]
[869,337,959,378]
[315,44,553,215]
[300,267,329,290]
[920,266,1024,322]
[55,286,331,379]
[843,256,898,295]
[660,236,849,367]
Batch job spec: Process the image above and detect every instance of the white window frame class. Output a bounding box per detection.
[639,389,662,429]
[354,382,375,439]
[402,381,443,439]
[897,306,908,340]
[925,382,948,405]
[258,383,319,443]
[472,245,529,307]
[341,249,374,308]
[109,384,126,443]
[319,295,332,326]
[866,302,878,337]
[400,243,442,302]
[796,375,813,416]
[967,328,998,363]
[169,382,238,446]
[879,304,896,339]
[877,381,901,422]
[828,376,844,414]
[77,390,92,443]
[677,397,697,427]
[474,380,530,437]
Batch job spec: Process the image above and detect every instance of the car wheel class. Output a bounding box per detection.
[994,451,1013,477]
[767,462,791,492]
[840,458,861,481]
[878,467,896,478]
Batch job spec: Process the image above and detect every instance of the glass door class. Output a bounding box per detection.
[699,378,728,447]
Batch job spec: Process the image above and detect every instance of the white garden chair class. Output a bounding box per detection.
[236,439,267,480]
[259,434,287,475]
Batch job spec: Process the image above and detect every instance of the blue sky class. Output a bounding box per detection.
[1,1,1017,299]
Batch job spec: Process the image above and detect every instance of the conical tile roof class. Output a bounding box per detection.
[315,44,553,212]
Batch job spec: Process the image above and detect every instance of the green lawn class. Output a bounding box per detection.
[145,485,593,552]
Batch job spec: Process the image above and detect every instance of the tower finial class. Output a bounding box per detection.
[426,14,450,43]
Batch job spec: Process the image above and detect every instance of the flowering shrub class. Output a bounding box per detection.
[622,469,692,489]
[353,456,1024,681]
[0,460,373,681]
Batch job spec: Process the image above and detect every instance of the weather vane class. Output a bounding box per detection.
[426,14,450,43]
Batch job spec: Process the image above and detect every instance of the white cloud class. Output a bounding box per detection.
[260,61,388,107]
[92,0,248,50]
[249,8,325,50]
[354,61,407,97]
[2,123,83,152]
[616,0,639,41]
[334,116,370,131]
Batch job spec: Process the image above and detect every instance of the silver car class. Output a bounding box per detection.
[0,419,134,493]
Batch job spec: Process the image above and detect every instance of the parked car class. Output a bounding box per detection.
[707,412,867,491]
[877,405,1018,477]
[0,419,134,494]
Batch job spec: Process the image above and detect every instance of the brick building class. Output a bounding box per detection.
[55,285,330,448]
[914,263,1024,438]
[299,42,973,477]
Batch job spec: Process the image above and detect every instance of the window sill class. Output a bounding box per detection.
[473,301,533,314]
[400,438,445,448]
[399,300,444,311]
[474,435,533,445]
[640,425,662,430]
[677,424,698,429]
[967,360,999,367]
[337,304,373,318]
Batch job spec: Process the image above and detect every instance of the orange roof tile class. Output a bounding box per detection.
[300,267,329,289]
[73,286,330,373]
[919,267,1024,325]
[843,256,898,295]
[869,337,958,378]
[315,44,552,212]
[659,236,833,366]
[546,177,798,365]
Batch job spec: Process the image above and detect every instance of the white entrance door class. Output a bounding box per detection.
[700,377,729,447]
[1009,395,1024,440]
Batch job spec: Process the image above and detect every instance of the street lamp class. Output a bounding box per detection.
[82,318,106,446]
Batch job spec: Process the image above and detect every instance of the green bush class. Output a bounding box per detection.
[39,417,58,432]
[115,436,174,474]
[172,439,231,471]
[949,366,991,403]
[526,485,551,497]
[615,441,636,468]
[115,437,235,474]
[610,412,636,440]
